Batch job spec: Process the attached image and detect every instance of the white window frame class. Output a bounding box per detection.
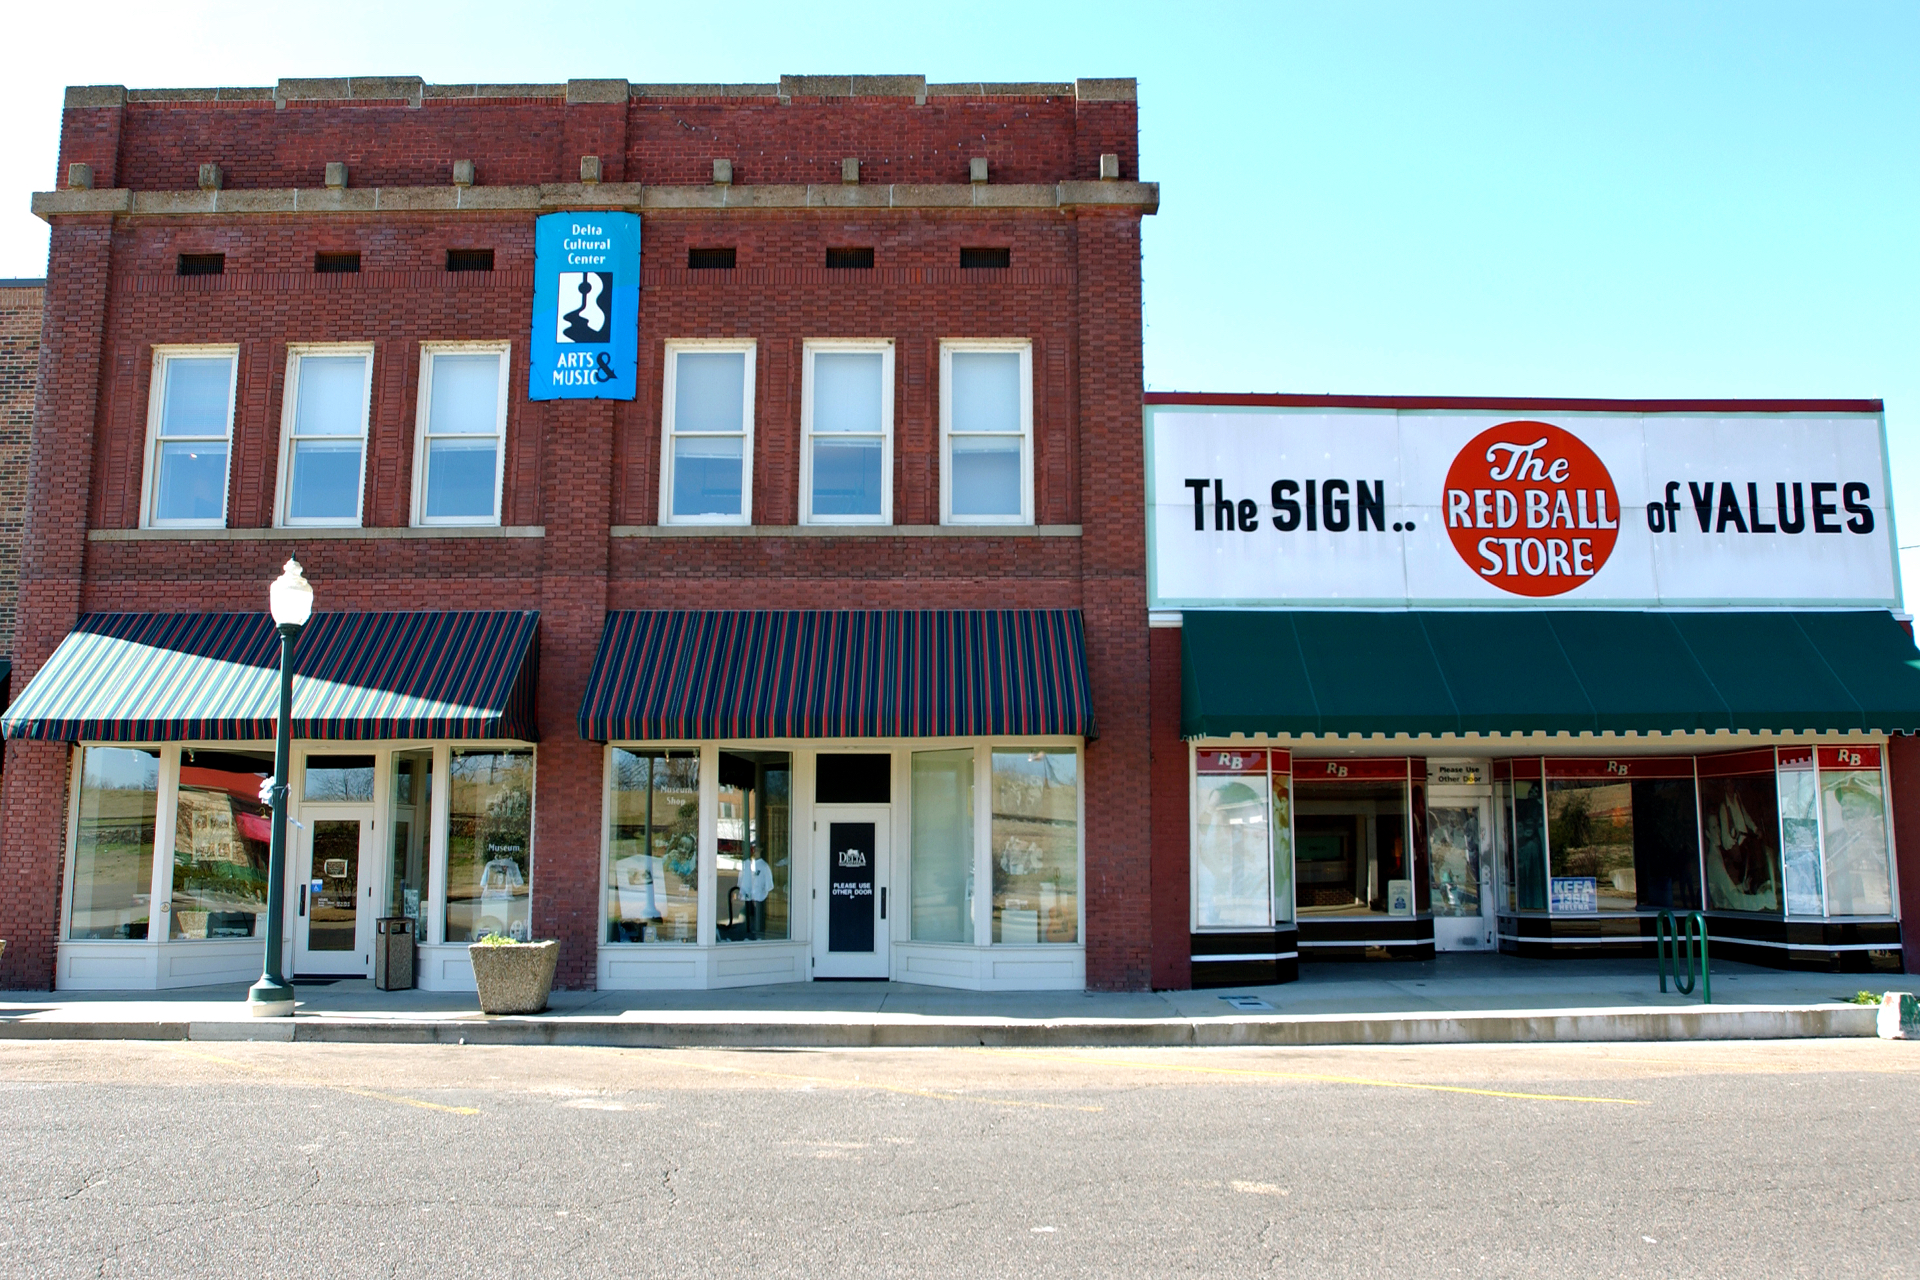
[939,339,1034,526]
[275,343,373,528]
[142,344,240,529]
[799,339,894,526]
[658,339,757,526]
[411,342,511,528]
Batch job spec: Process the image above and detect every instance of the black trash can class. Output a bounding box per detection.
[375,917,415,991]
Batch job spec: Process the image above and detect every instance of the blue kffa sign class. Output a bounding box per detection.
[529,211,639,401]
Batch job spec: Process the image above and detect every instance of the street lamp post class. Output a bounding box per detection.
[248,557,313,1018]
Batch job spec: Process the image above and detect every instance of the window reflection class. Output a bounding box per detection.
[716,750,791,942]
[911,749,975,943]
[171,749,273,938]
[1194,767,1271,929]
[1822,763,1893,916]
[990,749,1077,944]
[69,747,160,940]
[443,749,533,942]
[304,754,375,802]
[606,749,700,943]
[388,750,433,927]
[1701,769,1783,915]
[1546,776,1701,912]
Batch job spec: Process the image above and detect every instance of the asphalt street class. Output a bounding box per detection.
[0,1038,1914,1278]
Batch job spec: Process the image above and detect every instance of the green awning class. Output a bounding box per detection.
[1180,610,1920,738]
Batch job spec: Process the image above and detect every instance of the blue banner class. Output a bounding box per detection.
[529,211,639,400]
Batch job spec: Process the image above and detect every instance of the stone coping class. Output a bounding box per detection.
[34,182,1157,221]
[69,77,1129,108]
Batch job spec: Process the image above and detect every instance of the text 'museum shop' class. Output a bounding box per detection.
[5,74,1918,994]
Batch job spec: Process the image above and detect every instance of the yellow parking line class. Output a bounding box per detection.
[969,1050,1647,1105]
[167,1045,480,1115]
[335,1085,479,1115]
[670,1057,1103,1112]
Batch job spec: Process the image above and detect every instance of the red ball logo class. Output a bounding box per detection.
[1443,421,1620,597]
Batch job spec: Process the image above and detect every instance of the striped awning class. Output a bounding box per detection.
[578,609,1094,741]
[1,611,539,742]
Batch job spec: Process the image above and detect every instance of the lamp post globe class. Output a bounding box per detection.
[248,557,311,1017]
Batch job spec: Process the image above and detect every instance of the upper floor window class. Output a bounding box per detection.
[144,346,238,528]
[413,344,509,527]
[940,340,1033,525]
[660,340,756,526]
[277,346,372,527]
[801,340,893,525]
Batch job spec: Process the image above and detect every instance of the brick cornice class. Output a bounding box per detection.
[32,180,1159,221]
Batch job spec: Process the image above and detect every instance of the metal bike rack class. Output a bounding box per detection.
[1655,909,1711,1004]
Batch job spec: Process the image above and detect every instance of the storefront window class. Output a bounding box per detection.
[1778,750,1824,915]
[387,750,432,925]
[1194,751,1272,928]
[1294,767,1408,916]
[170,749,272,938]
[444,749,533,942]
[69,747,160,940]
[1820,748,1893,916]
[990,749,1078,944]
[911,749,975,943]
[606,749,700,943]
[1511,775,1547,911]
[716,750,791,943]
[1271,773,1294,925]
[1545,761,1700,913]
[1700,750,1782,915]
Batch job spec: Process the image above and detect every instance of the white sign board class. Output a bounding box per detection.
[1146,405,1898,609]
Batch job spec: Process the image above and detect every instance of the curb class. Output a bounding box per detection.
[0,1004,1878,1048]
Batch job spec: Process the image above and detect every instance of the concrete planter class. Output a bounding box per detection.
[468,940,558,1015]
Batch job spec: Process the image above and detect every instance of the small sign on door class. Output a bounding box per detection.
[827,822,876,953]
[323,858,350,880]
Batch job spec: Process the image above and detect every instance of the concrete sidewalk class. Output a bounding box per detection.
[0,954,1895,1047]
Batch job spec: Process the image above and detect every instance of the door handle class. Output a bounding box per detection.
[299,885,307,917]
[880,887,887,920]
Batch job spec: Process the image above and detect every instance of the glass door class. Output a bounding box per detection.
[1428,793,1494,950]
[812,807,891,978]
[293,809,375,975]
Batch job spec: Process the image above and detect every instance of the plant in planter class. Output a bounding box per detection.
[468,933,558,1015]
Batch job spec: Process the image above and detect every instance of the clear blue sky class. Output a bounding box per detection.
[4,1,1914,598]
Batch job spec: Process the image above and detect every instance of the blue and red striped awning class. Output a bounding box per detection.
[578,610,1094,741]
[1,611,539,742]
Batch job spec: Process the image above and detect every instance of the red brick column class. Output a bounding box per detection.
[1148,626,1190,989]
[0,217,115,988]
[1074,208,1150,991]
[1888,733,1920,974]
[532,399,613,989]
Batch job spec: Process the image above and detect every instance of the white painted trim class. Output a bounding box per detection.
[1297,937,1432,948]
[659,339,757,526]
[938,338,1033,527]
[410,341,511,527]
[1191,952,1298,963]
[142,344,240,529]
[799,338,894,526]
[274,343,374,529]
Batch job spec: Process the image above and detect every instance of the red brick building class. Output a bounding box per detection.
[3,76,1158,992]
[0,279,36,669]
